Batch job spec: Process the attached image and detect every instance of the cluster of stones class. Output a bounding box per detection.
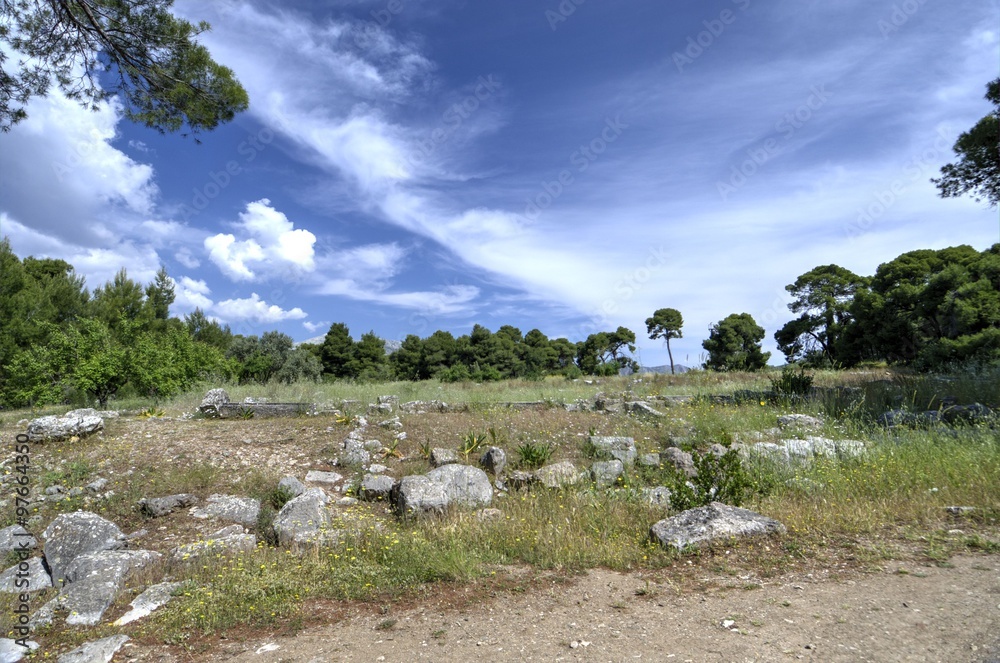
[198,389,314,418]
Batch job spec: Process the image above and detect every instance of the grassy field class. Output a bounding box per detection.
[1,368,998,653]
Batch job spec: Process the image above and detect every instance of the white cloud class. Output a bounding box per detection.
[1,214,161,288]
[0,73,158,247]
[204,199,316,281]
[171,276,214,312]
[214,293,308,323]
[175,247,201,269]
[303,320,329,333]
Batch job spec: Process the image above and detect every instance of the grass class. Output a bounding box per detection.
[1,367,998,653]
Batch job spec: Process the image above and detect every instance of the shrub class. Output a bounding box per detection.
[770,366,814,397]
[516,441,554,469]
[667,444,774,510]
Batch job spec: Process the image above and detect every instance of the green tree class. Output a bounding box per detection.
[773,265,869,366]
[354,331,387,379]
[320,323,356,378]
[184,307,232,350]
[64,317,130,407]
[144,266,175,320]
[645,308,684,374]
[932,78,1000,207]
[576,327,638,375]
[421,330,457,379]
[1,0,249,134]
[523,328,558,376]
[90,268,150,332]
[703,313,771,371]
[390,334,424,381]
[273,348,322,384]
[843,244,1000,368]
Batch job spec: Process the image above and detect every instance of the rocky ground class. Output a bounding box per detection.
[2,391,998,662]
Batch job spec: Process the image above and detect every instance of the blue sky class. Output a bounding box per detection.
[1,0,998,367]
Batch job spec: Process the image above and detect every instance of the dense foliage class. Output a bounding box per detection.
[775,244,1000,369]
[1,236,997,408]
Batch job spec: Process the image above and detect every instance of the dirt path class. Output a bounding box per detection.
[145,554,1000,663]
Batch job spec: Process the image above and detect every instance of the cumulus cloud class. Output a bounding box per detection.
[171,276,214,312]
[0,75,158,247]
[214,293,307,323]
[204,199,316,281]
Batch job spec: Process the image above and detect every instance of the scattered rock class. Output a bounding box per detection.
[650,502,786,550]
[85,478,108,493]
[479,446,507,475]
[42,512,124,586]
[0,556,51,593]
[942,403,994,425]
[0,638,38,662]
[198,388,230,416]
[189,494,261,527]
[113,581,183,626]
[425,464,493,508]
[637,453,661,468]
[359,474,395,502]
[378,416,403,430]
[172,528,256,561]
[58,549,162,626]
[139,493,198,518]
[588,436,637,466]
[273,488,334,546]
[590,460,624,488]
[393,475,450,516]
[505,470,537,490]
[535,461,583,489]
[305,470,344,487]
[277,476,306,499]
[56,634,129,663]
[627,401,666,417]
[430,448,459,467]
[25,409,104,443]
[643,486,673,507]
[0,525,36,554]
[340,448,371,466]
[660,448,696,477]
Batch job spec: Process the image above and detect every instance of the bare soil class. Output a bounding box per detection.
[113,554,999,663]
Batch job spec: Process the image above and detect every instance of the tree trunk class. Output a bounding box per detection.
[667,338,675,375]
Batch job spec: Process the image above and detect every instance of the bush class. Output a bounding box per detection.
[769,366,814,397]
[516,441,554,469]
[667,444,774,510]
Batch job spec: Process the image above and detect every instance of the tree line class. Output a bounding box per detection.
[1,237,997,409]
